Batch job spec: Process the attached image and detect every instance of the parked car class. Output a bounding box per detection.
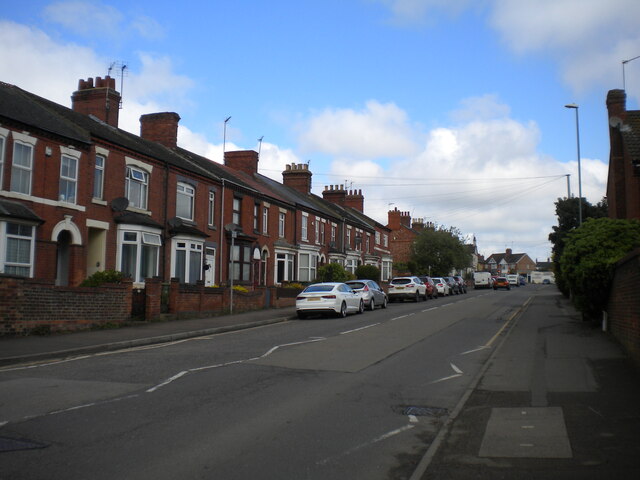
[431,277,451,296]
[507,274,520,287]
[493,277,511,290]
[445,276,460,294]
[519,276,526,286]
[388,276,427,302]
[473,271,492,289]
[418,276,438,299]
[346,279,388,310]
[542,278,551,285]
[296,282,364,319]
[453,275,467,293]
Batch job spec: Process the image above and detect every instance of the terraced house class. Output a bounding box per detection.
[0,76,392,293]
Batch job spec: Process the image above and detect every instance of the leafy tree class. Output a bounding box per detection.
[410,226,471,276]
[316,263,352,283]
[355,264,380,282]
[549,197,607,295]
[559,218,640,319]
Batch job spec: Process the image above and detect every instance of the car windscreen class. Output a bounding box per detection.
[347,282,366,289]
[390,278,411,285]
[303,285,335,293]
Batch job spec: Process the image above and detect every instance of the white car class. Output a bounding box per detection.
[296,282,364,319]
[388,276,427,302]
[431,277,452,296]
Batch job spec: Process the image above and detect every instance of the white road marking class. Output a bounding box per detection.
[450,363,463,374]
[409,415,419,423]
[391,313,414,321]
[460,346,489,355]
[429,373,462,384]
[340,323,379,335]
[422,307,438,312]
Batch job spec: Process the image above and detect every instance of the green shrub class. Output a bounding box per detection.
[282,282,304,290]
[356,264,380,282]
[80,269,126,287]
[316,263,351,283]
[559,218,640,319]
[232,285,249,293]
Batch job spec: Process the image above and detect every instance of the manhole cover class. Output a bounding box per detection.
[0,437,48,453]
[402,406,449,417]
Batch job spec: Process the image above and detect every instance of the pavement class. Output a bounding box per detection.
[415,289,640,480]
[1,289,639,479]
[0,306,297,366]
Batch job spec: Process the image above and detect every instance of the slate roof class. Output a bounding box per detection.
[0,198,44,223]
[486,252,528,264]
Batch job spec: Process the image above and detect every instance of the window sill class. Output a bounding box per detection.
[92,198,108,206]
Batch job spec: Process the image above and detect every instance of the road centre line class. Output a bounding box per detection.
[391,313,414,321]
[460,346,490,355]
[340,323,380,335]
[422,307,438,312]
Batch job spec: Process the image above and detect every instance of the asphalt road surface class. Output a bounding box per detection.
[0,286,530,480]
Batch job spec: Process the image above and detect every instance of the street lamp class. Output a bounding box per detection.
[564,103,582,226]
[223,116,231,153]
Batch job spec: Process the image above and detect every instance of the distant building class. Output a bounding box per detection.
[485,249,536,276]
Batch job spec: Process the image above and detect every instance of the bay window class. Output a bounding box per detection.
[173,238,204,284]
[118,227,161,283]
[0,221,35,277]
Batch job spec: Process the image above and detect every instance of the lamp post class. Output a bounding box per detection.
[223,116,231,153]
[564,103,582,226]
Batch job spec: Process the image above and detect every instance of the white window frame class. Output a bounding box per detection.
[346,227,352,248]
[10,132,37,196]
[172,236,204,284]
[278,212,286,238]
[275,250,295,284]
[176,182,195,221]
[59,154,78,204]
[0,221,36,277]
[301,213,308,241]
[116,225,161,284]
[232,197,242,225]
[331,223,336,243]
[315,217,320,245]
[298,251,317,282]
[207,190,215,227]
[262,206,268,234]
[125,165,149,210]
[0,127,8,189]
[375,231,381,245]
[93,154,105,200]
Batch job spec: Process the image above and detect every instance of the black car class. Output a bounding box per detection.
[453,275,467,293]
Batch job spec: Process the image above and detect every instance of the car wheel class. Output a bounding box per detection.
[414,291,420,302]
[337,301,348,318]
[381,296,388,308]
[369,298,375,311]
[358,299,365,314]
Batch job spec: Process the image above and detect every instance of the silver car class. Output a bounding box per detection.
[346,279,388,310]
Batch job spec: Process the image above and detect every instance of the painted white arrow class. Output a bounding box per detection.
[429,363,464,384]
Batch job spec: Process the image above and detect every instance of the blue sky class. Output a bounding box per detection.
[2,0,639,262]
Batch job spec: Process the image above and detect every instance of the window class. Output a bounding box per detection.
[320,222,325,245]
[298,252,317,282]
[346,258,357,274]
[118,228,161,283]
[366,234,371,253]
[233,197,242,225]
[383,234,388,247]
[1,222,35,277]
[59,155,78,204]
[253,204,259,231]
[93,155,105,199]
[375,231,381,245]
[208,190,215,227]
[346,228,352,248]
[0,131,5,188]
[125,166,149,210]
[301,214,308,241]
[174,240,203,284]
[331,225,336,243]
[230,243,251,282]
[176,182,195,220]
[276,252,294,283]
[262,207,268,234]
[279,212,286,237]
[382,260,392,281]
[315,218,320,244]
[11,142,33,195]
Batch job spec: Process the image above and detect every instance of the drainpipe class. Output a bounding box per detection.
[219,178,226,286]
[162,161,169,280]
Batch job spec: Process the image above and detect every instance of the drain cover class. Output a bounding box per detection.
[0,437,48,452]
[403,406,449,417]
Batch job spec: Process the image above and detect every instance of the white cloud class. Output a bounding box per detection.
[297,100,421,158]
[43,1,123,36]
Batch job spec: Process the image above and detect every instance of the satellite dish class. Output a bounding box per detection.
[224,223,237,232]
[111,197,129,212]
[609,116,622,128]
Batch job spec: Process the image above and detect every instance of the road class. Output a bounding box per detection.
[0,286,532,479]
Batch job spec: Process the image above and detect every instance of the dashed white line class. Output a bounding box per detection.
[460,346,490,355]
[422,307,438,312]
[340,323,379,335]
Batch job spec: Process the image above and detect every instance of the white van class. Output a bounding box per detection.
[507,274,519,287]
[473,271,492,289]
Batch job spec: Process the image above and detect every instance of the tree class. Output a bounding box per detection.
[355,264,380,282]
[410,226,471,276]
[316,263,352,283]
[549,196,607,295]
[559,217,640,319]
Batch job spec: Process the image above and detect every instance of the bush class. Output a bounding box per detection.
[80,269,126,287]
[282,282,304,290]
[559,218,640,319]
[316,263,352,283]
[356,264,380,282]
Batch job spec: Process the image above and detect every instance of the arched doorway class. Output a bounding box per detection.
[55,230,72,286]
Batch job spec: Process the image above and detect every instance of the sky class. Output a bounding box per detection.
[2,0,639,263]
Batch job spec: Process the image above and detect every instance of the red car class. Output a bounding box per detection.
[493,277,511,290]
[418,276,437,299]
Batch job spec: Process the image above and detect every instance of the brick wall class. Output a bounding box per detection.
[607,248,640,368]
[0,275,133,335]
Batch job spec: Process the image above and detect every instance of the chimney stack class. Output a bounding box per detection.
[282,163,312,194]
[71,76,121,127]
[140,112,180,149]
[322,184,347,207]
[225,150,259,176]
[345,189,364,212]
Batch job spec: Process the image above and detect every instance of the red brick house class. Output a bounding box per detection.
[606,89,640,220]
[0,77,392,289]
[485,249,536,276]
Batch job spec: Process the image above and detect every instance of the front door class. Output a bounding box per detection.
[204,251,216,287]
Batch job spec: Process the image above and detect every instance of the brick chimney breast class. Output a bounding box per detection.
[345,188,364,212]
[140,112,181,149]
[282,163,312,194]
[322,184,347,206]
[225,150,259,176]
[72,75,121,127]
